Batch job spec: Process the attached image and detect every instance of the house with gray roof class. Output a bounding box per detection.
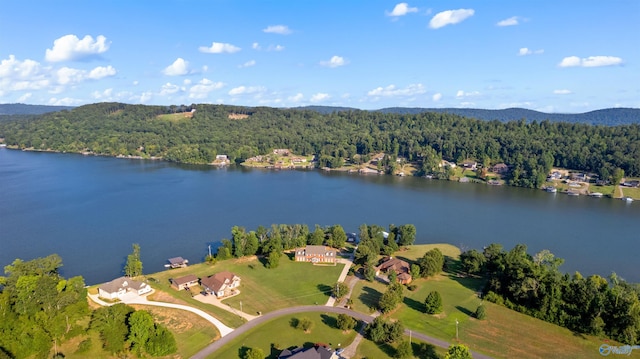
[278,344,337,359]
[98,277,151,300]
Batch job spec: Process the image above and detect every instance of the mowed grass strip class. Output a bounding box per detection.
[210,312,360,359]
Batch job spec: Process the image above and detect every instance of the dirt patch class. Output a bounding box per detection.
[233,255,258,264]
[147,290,189,305]
[228,113,249,120]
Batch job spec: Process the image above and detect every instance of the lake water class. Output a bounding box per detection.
[1,148,638,285]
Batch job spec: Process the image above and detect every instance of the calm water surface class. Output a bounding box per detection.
[1,148,638,284]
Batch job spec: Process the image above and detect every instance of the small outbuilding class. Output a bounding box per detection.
[171,274,199,290]
[167,257,189,268]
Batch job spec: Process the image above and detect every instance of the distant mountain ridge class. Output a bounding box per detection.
[0,103,74,115]
[295,106,640,126]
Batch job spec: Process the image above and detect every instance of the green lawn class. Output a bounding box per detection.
[350,244,632,359]
[211,312,360,359]
[621,186,640,199]
[148,254,345,317]
[355,338,447,359]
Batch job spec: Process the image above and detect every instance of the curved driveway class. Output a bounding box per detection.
[190,305,492,359]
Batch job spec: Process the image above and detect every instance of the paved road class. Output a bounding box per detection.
[190,305,493,359]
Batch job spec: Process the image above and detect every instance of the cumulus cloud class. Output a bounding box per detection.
[56,65,116,85]
[518,48,544,56]
[92,88,114,100]
[432,93,442,102]
[48,97,83,106]
[268,45,285,51]
[160,83,181,96]
[163,58,190,76]
[45,34,110,62]
[559,55,623,68]
[388,3,418,17]
[320,55,347,68]
[368,83,426,97]
[429,9,474,29]
[456,90,481,98]
[553,89,572,95]
[239,60,256,68]
[252,42,261,50]
[288,93,304,103]
[0,55,50,93]
[189,78,224,99]
[497,16,520,26]
[310,93,330,102]
[199,42,241,54]
[228,86,266,96]
[263,25,292,35]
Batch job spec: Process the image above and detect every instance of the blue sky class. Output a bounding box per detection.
[1,1,638,112]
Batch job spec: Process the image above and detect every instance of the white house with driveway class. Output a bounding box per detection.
[98,276,152,300]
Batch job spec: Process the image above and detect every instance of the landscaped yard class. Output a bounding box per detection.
[210,312,360,359]
[148,254,345,317]
[350,244,626,359]
[621,186,640,199]
[355,338,447,359]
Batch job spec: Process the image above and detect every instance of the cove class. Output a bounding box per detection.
[1,148,638,285]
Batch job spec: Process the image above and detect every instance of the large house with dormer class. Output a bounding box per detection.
[294,245,337,264]
[201,271,241,298]
[98,277,152,300]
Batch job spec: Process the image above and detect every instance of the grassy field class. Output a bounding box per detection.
[211,312,360,359]
[591,184,616,197]
[56,306,219,359]
[350,244,631,359]
[155,113,191,122]
[148,254,345,317]
[355,338,447,359]
[621,186,640,199]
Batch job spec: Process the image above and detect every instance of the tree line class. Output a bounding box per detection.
[0,255,176,358]
[0,102,638,188]
[460,244,640,345]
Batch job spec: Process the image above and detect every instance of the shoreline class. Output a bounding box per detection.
[4,146,638,201]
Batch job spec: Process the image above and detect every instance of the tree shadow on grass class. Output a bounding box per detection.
[411,342,439,359]
[238,345,250,359]
[444,258,487,294]
[321,313,337,329]
[403,296,425,313]
[358,286,382,310]
[317,284,332,297]
[374,341,397,358]
[455,305,474,317]
[290,317,299,328]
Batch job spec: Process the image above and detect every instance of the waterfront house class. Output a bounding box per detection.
[461,160,477,171]
[294,245,337,264]
[491,163,509,174]
[201,271,241,298]
[171,274,199,290]
[215,154,228,161]
[273,148,290,156]
[167,257,189,268]
[376,257,412,284]
[98,277,151,300]
[623,180,640,188]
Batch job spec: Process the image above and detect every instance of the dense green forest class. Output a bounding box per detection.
[0,255,176,358]
[0,102,639,188]
[460,245,640,345]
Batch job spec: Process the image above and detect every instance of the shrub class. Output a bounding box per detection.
[406,284,417,291]
[483,291,503,305]
[75,338,92,354]
[424,291,443,314]
[475,304,486,320]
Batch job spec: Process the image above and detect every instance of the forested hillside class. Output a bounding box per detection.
[0,102,638,189]
[0,103,74,115]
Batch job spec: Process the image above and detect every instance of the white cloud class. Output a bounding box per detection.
[56,65,116,85]
[456,90,481,98]
[367,83,426,97]
[518,48,544,56]
[263,25,292,35]
[138,92,153,104]
[388,3,418,17]
[17,93,32,102]
[559,55,623,68]
[183,79,192,85]
[252,42,261,50]
[160,83,181,96]
[310,93,330,103]
[497,16,520,26]
[239,60,256,68]
[189,78,224,99]
[320,55,347,68]
[48,97,82,106]
[553,89,572,95]
[88,65,116,80]
[133,80,139,86]
[199,42,241,54]
[163,58,190,76]
[432,93,442,102]
[0,55,50,93]
[92,88,113,100]
[429,9,474,29]
[288,93,304,103]
[45,34,110,62]
[228,86,266,96]
[269,45,285,51]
